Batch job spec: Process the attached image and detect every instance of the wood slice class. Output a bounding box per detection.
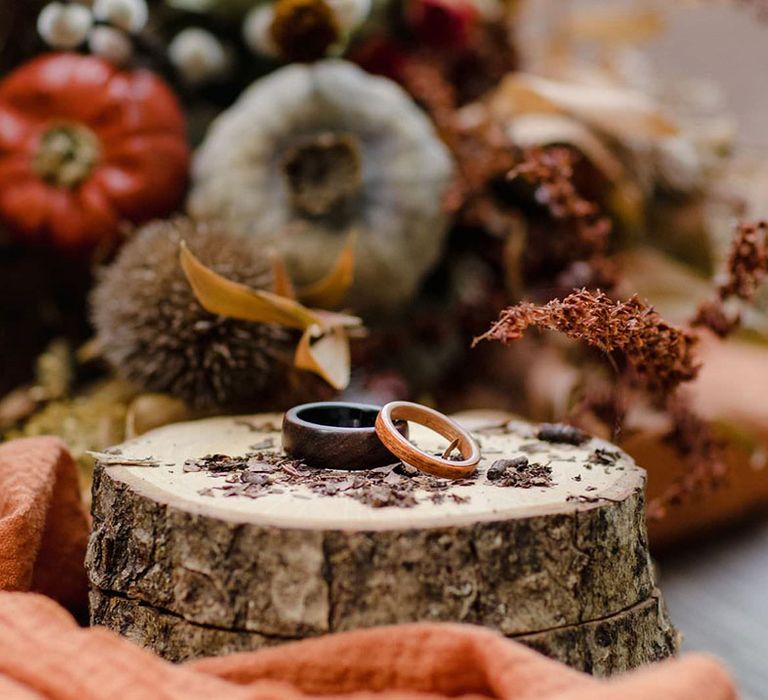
[86,412,678,674]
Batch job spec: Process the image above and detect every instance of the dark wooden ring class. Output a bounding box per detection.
[375,401,481,479]
[282,402,408,470]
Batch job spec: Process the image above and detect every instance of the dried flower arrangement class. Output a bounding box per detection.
[1,0,767,544]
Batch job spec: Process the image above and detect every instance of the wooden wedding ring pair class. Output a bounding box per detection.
[282,400,480,478]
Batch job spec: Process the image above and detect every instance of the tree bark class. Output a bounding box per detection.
[87,412,678,675]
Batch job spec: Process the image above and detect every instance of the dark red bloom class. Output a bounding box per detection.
[349,35,409,82]
[407,0,478,51]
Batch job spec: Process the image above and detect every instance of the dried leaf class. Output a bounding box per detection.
[181,242,361,389]
[508,113,625,181]
[298,231,357,309]
[76,337,103,363]
[294,324,351,390]
[270,254,297,300]
[180,241,318,330]
[491,73,678,141]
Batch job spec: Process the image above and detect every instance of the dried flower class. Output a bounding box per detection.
[509,146,611,257]
[270,0,340,62]
[647,396,727,520]
[690,299,740,339]
[691,221,768,337]
[407,0,478,51]
[476,289,699,393]
[718,220,767,302]
[399,56,517,223]
[91,218,295,409]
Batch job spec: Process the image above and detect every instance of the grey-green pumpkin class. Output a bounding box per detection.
[188,60,455,313]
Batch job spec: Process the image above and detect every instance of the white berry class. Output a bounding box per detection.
[88,26,133,65]
[92,0,148,32]
[242,4,278,58]
[169,28,228,84]
[38,2,93,49]
[325,0,371,33]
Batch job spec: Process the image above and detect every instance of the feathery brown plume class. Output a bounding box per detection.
[692,221,768,336]
[718,220,767,301]
[400,56,517,218]
[647,396,727,520]
[690,298,740,338]
[508,146,611,257]
[476,289,699,393]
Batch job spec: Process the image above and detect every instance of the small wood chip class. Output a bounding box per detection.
[88,452,161,467]
[537,423,589,446]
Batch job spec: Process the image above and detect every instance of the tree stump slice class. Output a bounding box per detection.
[86,412,678,674]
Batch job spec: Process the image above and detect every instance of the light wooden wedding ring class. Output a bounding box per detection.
[375,401,481,479]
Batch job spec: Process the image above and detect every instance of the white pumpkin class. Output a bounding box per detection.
[188,60,455,313]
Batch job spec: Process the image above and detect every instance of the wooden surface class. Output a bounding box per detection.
[657,517,768,700]
[86,412,677,672]
[86,413,646,530]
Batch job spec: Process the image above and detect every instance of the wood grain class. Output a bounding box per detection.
[375,401,480,479]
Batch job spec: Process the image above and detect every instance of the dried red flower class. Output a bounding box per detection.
[690,299,740,338]
[691,221,767,337]
[350,35,409,82]
[476,289,700,393]
[509,147,611,257]
[647,396,727,520]
[718,220,767,302]
[407,0,479,51]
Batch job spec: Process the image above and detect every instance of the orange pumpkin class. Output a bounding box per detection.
[0,53,189,252]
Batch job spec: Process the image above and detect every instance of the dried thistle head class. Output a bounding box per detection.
[270,0,340,62]
[476,289,699,393]
[91,218,295,409]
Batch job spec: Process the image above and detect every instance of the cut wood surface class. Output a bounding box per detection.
[87,411,678,674]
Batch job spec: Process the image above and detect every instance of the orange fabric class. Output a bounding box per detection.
[0,436,740,700]
[0,437,90,613]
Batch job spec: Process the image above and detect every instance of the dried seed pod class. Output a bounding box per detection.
[91,218,296,409]
[189,60,455,313]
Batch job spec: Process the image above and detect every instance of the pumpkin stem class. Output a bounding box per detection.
[282,132,362,219]
[34,123,101,188]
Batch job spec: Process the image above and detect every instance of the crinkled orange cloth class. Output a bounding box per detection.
[0,436,739,700]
